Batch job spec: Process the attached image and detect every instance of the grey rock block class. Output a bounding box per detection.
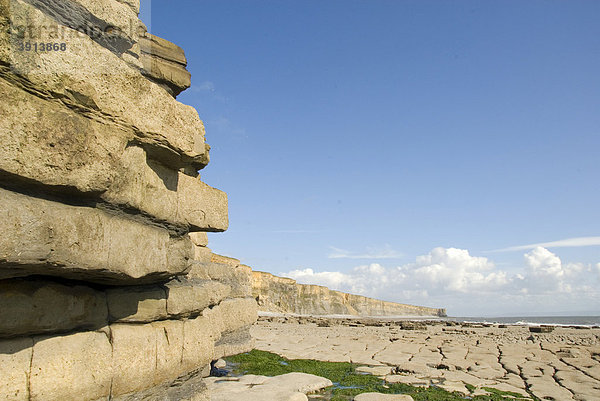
[0,279,108,338]
[106,286,168,323]
[30,331,113,401]
[188,261,252,298]
[165,279,231,318]
[0,188,193,284]
[139,32,191,96]
[0,80,228,231]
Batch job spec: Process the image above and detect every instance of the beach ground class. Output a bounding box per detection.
[249,316,600,400]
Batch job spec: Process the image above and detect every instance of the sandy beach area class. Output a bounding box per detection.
[250,316,600,400]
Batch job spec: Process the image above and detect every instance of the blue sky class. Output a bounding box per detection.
[142,1,600,316]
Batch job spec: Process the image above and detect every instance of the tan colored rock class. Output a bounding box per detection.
[165,279,231,317]
[104,146,228,231]
[526,377,575,400]
[0,77,128,194]
[0,81,228,231]
[211,253,240,267]
[112,371,210,401]
[189,232,209,247]
[113,0,140,14]
[384,375,430,387]
[214,326,254,360]
[252,271,446,317]
[206,373,332,401]
[193,245,213,263]
[355,366,395,376]
[189,261,252,297]
[0,188,193,284]
[0,337,33,401]
[106,286,167,323]
[139,33,191,96]
[111,320,201,397]
[110,324,157,396]
[152,320,186,386]
[72,0,141,45]
[140,32,187,65]
[30,331,113,401]
[2,0,208,169]
[0,279,107,337]
[203,297,258,336]
[182,315,216,373]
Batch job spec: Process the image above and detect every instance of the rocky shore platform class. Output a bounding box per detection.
[236,315,600,400]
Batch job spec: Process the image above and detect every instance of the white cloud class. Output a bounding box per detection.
[192,80,216,92]
[407,247,508,293]
[524,247,564,279]
[493,236,600,252]
[286,268,359,292]
[328,245,403,259]
[521,247,597,294]
[282,246,600,316]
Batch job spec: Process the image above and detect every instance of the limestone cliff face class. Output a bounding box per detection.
[0,1,256,400]
[253,271,447,317]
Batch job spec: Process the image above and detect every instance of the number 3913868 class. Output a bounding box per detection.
[18,42,67,52]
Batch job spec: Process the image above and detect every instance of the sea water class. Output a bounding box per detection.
[449,315,600,327]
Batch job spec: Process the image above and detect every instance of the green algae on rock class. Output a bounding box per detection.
[226,350,535,401]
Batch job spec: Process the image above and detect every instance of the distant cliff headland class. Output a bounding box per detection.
[252,271,447,317]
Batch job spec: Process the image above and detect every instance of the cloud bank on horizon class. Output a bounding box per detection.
[284,246,600,316]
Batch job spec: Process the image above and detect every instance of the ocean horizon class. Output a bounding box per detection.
[450,315,600,327]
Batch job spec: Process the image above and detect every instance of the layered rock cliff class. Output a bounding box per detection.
[0,1,256,400]
[253,271,447,317]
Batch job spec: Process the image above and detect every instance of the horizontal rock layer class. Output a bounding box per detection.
[0,304,256,401]
[0,187,193,284]
[0,56,228,232]
[252,271,446,317]
[0,0,254,400]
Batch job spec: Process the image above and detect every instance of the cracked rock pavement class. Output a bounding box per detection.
[252,317,600,400]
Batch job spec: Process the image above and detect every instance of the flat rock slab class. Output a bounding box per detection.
[354,394,414,401]
[356,366,395,376]
[206,372,332,401]
[0,188,192,284]
[253,319,600,401]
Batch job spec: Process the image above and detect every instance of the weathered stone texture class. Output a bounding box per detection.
[213,326,255,360]
[0,279,107,337]
[1,0,208,169]
[182,315,217,373]
[0,188,193,284]
[0,337,33,401]
[111,323,160,396]
[165,279,231,318]
[189,260,252,298]
[106,286,168,323]
[139,32,191,96]
[30,332,113,401]
[0,79,228,231]
[189,232,209,247]
[0,0,256,399]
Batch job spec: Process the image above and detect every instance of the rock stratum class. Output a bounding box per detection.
[0,1,257,400]
[252,271,446,317]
